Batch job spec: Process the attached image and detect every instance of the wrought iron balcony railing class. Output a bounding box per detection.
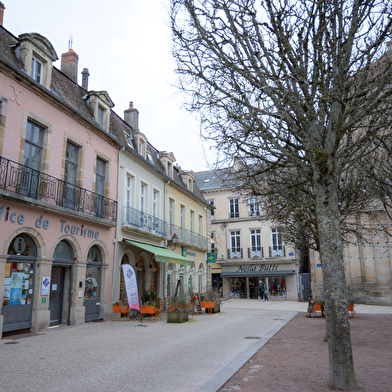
[269,246,285,257]
[0,156,117,222]
[228,248,243,259]
[168,223,208,250]
[122,206,166,237]
[248,247,264,258]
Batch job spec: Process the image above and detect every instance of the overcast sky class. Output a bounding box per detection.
[3,0,216,172]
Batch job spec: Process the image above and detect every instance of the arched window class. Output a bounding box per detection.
[53,240,73,260]
[8,234,36,256]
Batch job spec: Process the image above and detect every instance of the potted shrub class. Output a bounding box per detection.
[167,291,189,323]
[207,288,222,313]
[112,301,129,320]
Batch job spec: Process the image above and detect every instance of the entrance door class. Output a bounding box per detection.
[49,266,65,326]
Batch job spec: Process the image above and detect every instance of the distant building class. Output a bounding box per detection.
[195,167,298,301]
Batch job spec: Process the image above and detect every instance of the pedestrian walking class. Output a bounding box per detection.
[258,279,265,301]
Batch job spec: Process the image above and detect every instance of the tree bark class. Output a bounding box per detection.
[314,180,358,390]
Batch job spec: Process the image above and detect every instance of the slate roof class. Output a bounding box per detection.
[195,167,243,191]
[0,24,208,206]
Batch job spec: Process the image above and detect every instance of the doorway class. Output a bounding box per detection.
[49,266,65,326]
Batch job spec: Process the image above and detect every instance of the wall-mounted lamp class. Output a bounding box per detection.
[198,268,203,272]
[189,268,195,272]
[167,233,179,250]
[179,266,185,271]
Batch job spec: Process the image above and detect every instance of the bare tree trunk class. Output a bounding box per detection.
[314,182,358,390]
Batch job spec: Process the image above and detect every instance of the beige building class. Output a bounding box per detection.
[195,167,298,301]
[310,212,392,305]
[163,154,211,296]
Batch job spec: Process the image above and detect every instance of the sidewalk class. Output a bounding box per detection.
[215,299,392,392]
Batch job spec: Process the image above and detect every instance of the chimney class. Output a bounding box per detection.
[0,2,5,26]
[81,68,89,90]
[124,101,139,130]
[61,48,79,83]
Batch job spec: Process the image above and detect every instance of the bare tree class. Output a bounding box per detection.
[170,0,392,389]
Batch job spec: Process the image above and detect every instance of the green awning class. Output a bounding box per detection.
[123,239,193,266]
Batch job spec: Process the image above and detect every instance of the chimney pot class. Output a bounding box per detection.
[61,48,79,83]
[82,68,90,90]
[0,2,5,27]
[124,101,139,130]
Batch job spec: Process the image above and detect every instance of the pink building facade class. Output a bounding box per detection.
[0,11,120,335]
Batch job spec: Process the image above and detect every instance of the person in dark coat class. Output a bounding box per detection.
[258,279,265,301]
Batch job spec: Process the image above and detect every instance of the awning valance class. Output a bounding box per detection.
[123,239,193,266]
[220,271,294,278]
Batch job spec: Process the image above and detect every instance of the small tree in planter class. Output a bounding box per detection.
[206,288,222,313]
[167,289,189,323]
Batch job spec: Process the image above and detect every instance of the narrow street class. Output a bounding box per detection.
[1,299,305,392]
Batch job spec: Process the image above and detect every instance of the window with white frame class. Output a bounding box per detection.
[271,228,284,256]
[139,140,144,157]
[153,190,158,218]
[250,229,262,257]
[125,174,133,222]
[140,183,146,213]
[198,215,202,235]
[31,57,42,83]
[230,230,241,258]
[249,196,260,217]
[229,198,239,218]
[180,205,185,228]
[169,198,175,237]
[190,210,195,232]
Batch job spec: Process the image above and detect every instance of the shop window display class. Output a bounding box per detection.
[84,246,101,300]
[267,277,287,297]
[229,277,247,298]
[3,234,36,307]
[3,262,34,306]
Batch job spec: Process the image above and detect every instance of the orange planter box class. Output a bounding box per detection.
[112,305,129,321]
[201,301,215,314]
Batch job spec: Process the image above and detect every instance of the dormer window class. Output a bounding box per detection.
[17,33,58,90]
[31,57,42,83]
[158,151,176,179]
[97,105,104,128]
[125,134,134,149]
[138,140,144,156]
[132,131,148,159]
[84,91,114,132]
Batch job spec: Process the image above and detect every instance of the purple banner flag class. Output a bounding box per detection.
[122,264,140,312]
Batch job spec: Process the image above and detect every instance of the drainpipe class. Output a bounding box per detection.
[163,178,171,298]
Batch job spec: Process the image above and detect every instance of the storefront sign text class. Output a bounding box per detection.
[0,205,99,238]
[236,264,279,272]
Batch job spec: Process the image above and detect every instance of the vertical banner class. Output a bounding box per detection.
[122,264,140,312]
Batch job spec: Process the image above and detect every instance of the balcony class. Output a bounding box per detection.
[0,156,117,222]
[248,247,264,258]
[122,207,166,238]
[168,223,208,250]
[269,246,285,257]
[228,248,243,259]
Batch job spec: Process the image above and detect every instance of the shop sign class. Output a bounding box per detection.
[236,264,279,272]
[41,277,51,295]
[207,252,216,263]
[0,205,100,238]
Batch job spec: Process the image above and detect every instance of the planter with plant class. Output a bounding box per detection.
[167,290,189,323]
